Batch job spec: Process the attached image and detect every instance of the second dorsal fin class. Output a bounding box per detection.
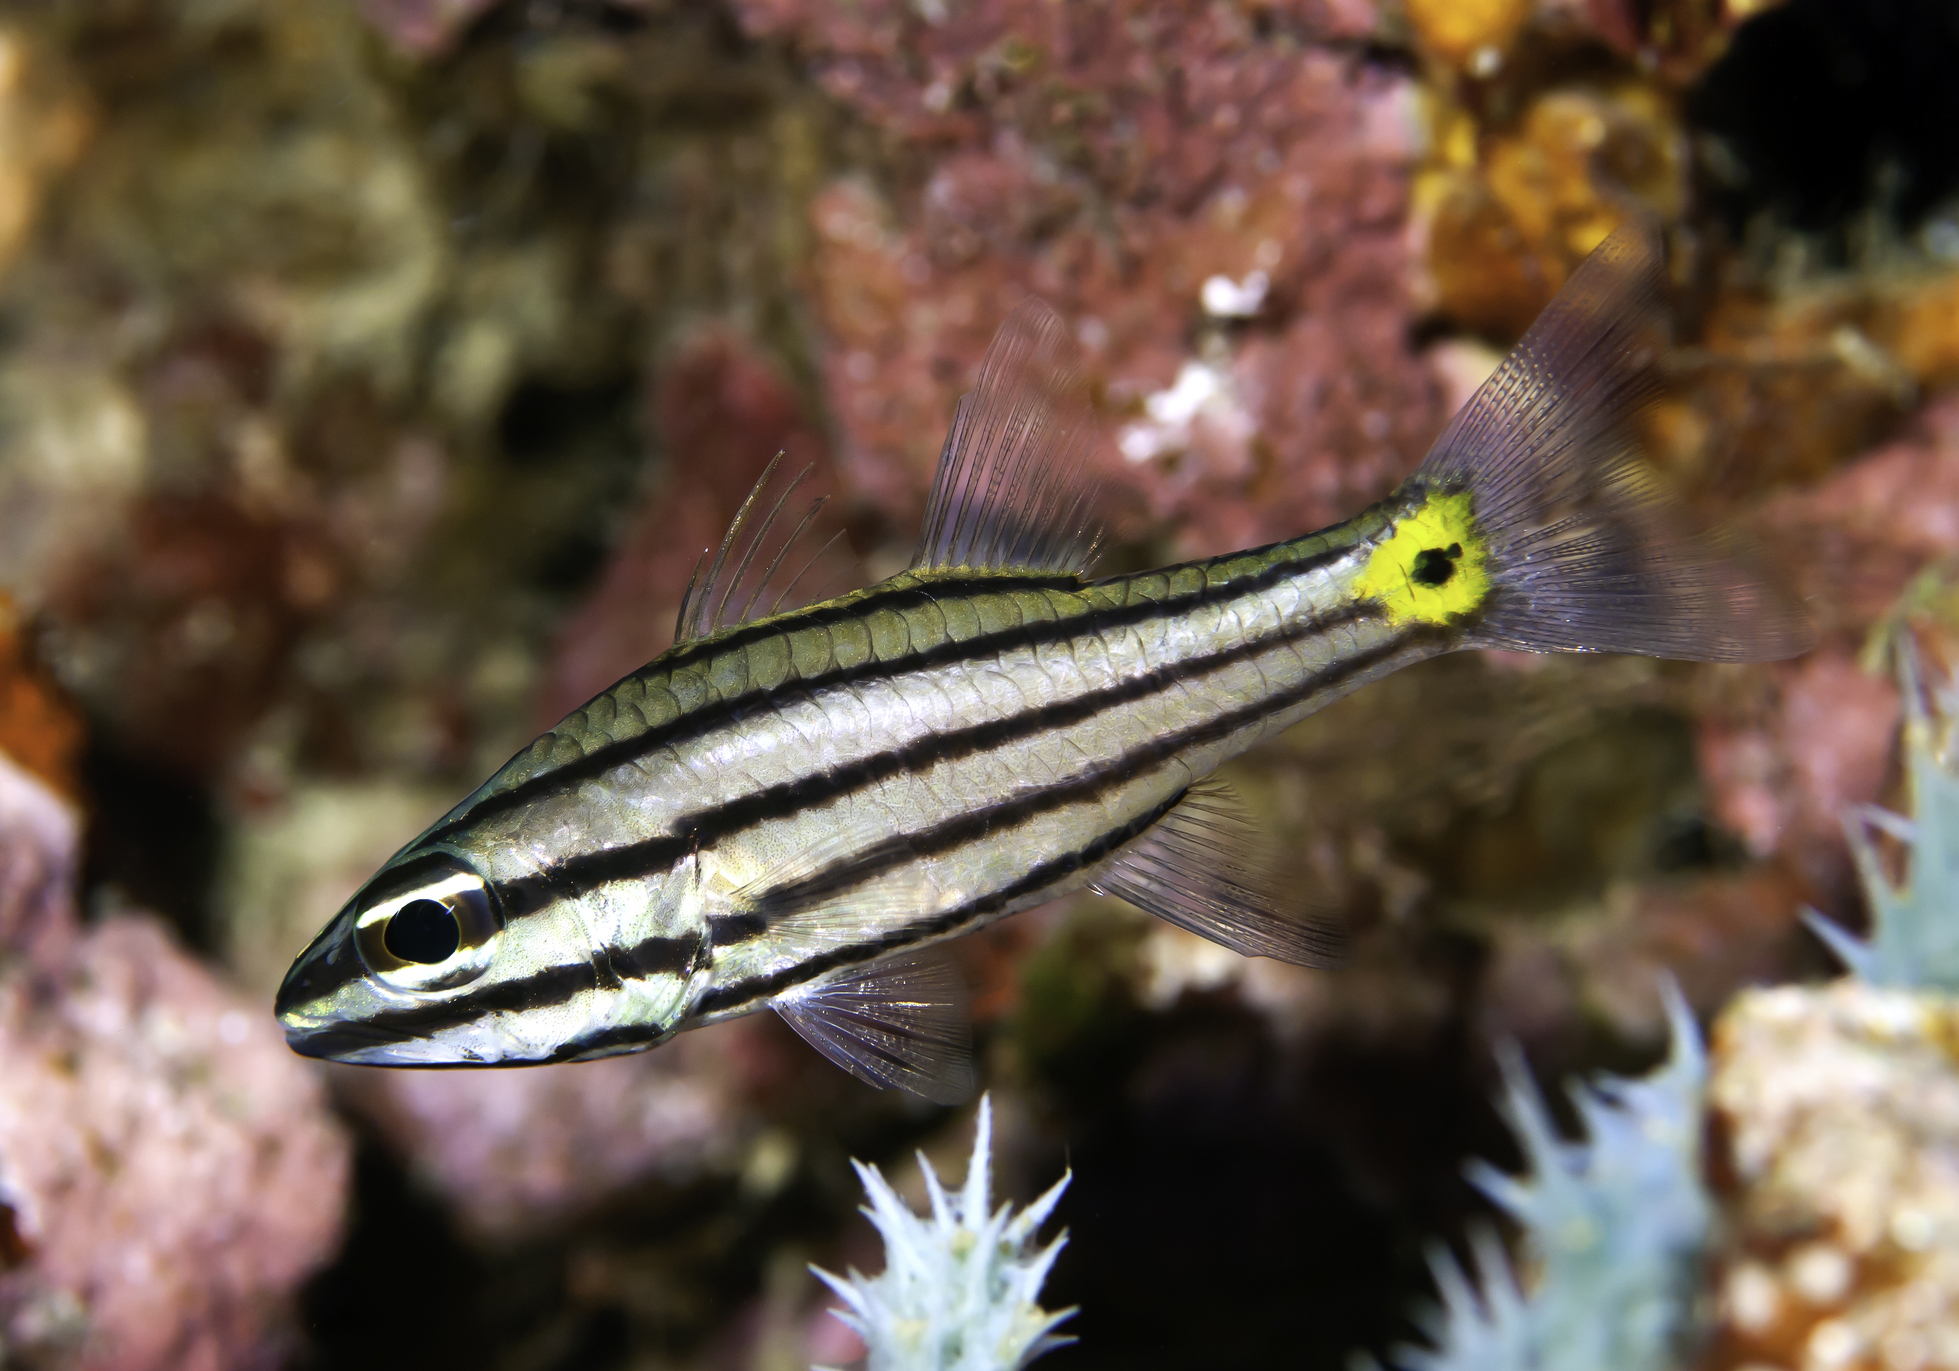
[912,297,1106,577]
[674,453,853,645]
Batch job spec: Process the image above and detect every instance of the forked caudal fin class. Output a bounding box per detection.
[1373,219,1811,663]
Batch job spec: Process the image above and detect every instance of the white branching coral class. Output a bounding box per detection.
[812,1095,1075,1371]
[1805,649,1959,990]
[1382,981,1712,1371]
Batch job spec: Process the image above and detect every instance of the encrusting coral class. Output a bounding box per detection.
[0,0,1951,1362]
[812,1095,1074,1371]
[1704,982,1959,1371]
[1699,649,1959,1370]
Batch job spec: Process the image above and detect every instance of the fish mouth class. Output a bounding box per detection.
[275,911,366,1018]
[275,930,433,1065]
[280,1013,503,1067]
[280,1016,417,1065]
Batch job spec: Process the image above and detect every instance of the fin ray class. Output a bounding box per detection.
[773,951,975,1103]
[912,298,1105,576]
[675,454,854,644]
[1418,218,1810,662]
[1090,778,1342,967]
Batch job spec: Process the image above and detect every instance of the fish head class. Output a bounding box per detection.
[276,840,692,1066]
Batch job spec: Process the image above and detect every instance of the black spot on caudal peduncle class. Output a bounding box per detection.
[1410,543,1462,588]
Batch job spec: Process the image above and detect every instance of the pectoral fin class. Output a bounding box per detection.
[714,827,942,959]
[773,951,976,1104]
[1090,779,1342,967]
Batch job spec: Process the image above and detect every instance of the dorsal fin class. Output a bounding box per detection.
[1089,778,1343,967]
[912,297,1105,577]
[674,453,852,644]
[773,950,975,1103]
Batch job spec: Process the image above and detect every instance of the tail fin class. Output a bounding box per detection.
[1416,220,1810,662]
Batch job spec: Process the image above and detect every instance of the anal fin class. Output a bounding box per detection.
[773,951,975,1104]
[1090,779,1342,968]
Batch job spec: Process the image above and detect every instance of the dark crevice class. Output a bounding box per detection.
[78,739,221,952]
[297,1139,495,1371]
[1689,0,1959,250]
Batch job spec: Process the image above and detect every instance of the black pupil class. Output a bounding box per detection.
[385,899,461,964]
[1411,542,1463,587]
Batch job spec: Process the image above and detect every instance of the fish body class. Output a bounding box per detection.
[277,223,1808,1100]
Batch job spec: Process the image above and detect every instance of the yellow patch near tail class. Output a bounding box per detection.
[1351,490,1491,626]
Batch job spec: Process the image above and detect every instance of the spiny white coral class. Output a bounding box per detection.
[1805,649,1959,990]
[812,1095,1074,1371]
[1385,980,1711,1371]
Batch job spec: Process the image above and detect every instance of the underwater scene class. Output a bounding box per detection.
[0,0,1957,1367]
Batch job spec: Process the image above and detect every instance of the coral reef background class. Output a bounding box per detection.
[0,0,1956,1366]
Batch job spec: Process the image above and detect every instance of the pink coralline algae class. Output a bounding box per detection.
[1698,651,1900,893]
[741,0,1442,559]
[1755,398,1959,641]
[1698,400,1959,896]
[0,756,348,1371]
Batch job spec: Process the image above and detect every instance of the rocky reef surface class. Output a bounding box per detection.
[0,750,347,1371]
[1704,982,1959,1371]
[0,0,1955,1366]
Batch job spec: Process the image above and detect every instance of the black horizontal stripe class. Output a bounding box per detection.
[429,536,1362,844]
[692,626,1445,1018]
[693,787,1194,1019]
[322,958,597,1042]
[340,930,702,1043]
[605,934,700,980]
[544,1019,675,1064]
[730,627,1436,935]
[493,599,1376,914]
[278,923,369,1015]
[707,912,767,943]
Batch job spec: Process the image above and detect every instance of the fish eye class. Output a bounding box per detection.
[384,899,461,964]
[353,857,504,993]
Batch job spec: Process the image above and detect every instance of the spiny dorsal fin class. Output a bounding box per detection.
[773,950,975,1103]
[1089,778,1342,967]
[1417,218,1810,662]
[912,297,1105,577]
[674,453,852,644]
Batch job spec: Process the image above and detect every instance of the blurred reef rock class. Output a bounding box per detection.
[741,0,1442,555]
[0,752,348,1371]
[1704,982,1959,1371]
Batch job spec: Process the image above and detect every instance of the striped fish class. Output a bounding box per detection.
[277,222,1808,1102]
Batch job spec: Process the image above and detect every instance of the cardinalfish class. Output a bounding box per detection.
[277,223,1808,1101]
